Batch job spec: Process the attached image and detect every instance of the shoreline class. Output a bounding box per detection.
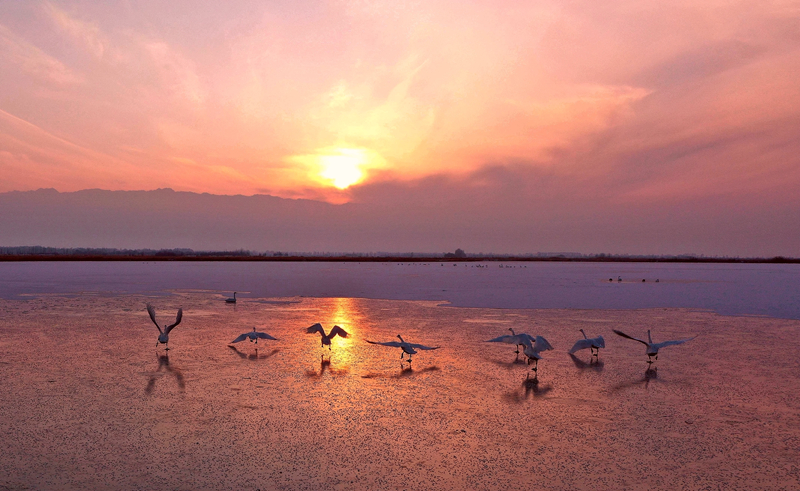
[1,254,798,263]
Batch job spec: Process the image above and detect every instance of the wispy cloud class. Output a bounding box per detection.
[0,23,82,85]
[44,2,107,59]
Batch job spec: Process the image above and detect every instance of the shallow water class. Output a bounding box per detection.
[2,260,799,319]
[1,293,799,490]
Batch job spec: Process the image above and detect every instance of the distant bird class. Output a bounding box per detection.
[618,276,622,282]
[306,323,349,350]
[146,303,183,351]
[225,292,237,304]
[366,335,440,364]
[520,336,554,375]
[613,329,695,364]
[568,329,605,358]
[230,327,277,344]
[487,328,535,354]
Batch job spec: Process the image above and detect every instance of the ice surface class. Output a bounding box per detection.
[1,261,799,319]
[1,293,799,490]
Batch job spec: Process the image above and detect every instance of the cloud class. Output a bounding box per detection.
[0,0,798,252]
[44,2,107,59]
[143,41,207,105]
[0,23,82,85]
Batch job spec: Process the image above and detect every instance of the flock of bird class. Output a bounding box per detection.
[145,296,696,375]
[145,302,440,364]
[488,326,696,376]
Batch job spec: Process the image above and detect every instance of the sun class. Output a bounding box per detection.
[318,148,367,189]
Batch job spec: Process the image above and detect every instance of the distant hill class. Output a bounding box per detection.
[1,187,798,257]
[0,188,353,251]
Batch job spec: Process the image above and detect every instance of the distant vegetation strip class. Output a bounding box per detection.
[0,247,796,263]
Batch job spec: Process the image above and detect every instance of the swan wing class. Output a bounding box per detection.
[613,329,649,345]
[230,333,249,343]
[255,332,278,340]
[653,336,696,350]
[486,334,515,344]
[146,304,162,334]
[366,340,403,348]
[408,343,439,350]
[517,333,536,344]
[533,336,554,352]
[568,338,593,354]
[593,335,605,348]
[329,325,349,339]
[306,323,325,335]
[165,308,182,333]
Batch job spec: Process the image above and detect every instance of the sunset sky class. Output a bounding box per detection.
[1,1,799,255]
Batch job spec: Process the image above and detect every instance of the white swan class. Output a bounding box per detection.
[306,323,348,350]
[230,327,277,344]
[568,329,605,357]
[366,335,440,363]
[486,328,535,354]
[613,329,695,364]
[520,336,553,374]
[146,303,183,351]
[225,292,237,303]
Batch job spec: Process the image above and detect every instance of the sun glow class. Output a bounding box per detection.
[318,148,367,189]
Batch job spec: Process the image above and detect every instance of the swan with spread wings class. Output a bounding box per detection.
[146,303,183,351]
[366,335,440,364]
[306,323,349,350]
[230,327,277,344]
[520,336,554,375]
[613,329,695,364]
[486,327,536,355]
[568,329,605,358]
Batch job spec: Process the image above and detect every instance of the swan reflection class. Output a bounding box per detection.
[228,345,279,361]
[144,353,185,394]
[569,353,605,372]
[489,353,528,370]
[360,365,440,380]
[305,357,349,378]
[611,367,660,392]
[503,377,553,403]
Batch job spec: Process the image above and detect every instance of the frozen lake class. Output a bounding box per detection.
[0,260,798,319]
[1,293,799,490]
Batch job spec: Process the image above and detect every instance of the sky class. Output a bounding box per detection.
[1,1,799,255]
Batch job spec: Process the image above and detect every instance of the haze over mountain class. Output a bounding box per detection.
[2,182,797,257]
